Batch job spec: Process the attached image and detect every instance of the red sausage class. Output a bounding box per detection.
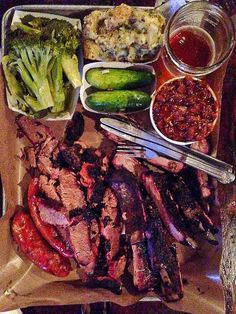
[11,210,71,277]
[28,178,73,258]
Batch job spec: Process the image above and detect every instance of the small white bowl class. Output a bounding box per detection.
[150,76,218,146]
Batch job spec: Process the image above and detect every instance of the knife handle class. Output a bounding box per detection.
[184,155,235,184]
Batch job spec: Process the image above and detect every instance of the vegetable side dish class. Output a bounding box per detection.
[2,15,82,117]
[83,4,165,62]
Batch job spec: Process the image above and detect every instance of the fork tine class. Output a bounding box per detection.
[116,152,143,158]
[117,145,144,150]
[116,149,142,154]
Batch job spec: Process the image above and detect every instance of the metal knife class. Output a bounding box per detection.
[100,117,235,184]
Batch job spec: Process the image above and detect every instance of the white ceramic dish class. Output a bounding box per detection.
[80,61,156,115]
[150,76,218,146]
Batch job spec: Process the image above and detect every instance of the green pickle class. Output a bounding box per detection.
[86,90,151,112]
[86,68,154,90]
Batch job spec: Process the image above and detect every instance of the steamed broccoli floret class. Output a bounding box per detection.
[9,36,55,112]
[3,15,81,115]
[14,22,41,35]
[61,53,82,88]
[48,55,66,113]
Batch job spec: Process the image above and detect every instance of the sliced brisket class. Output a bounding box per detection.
[64,111,85,146]
[144,198,183,301]
[37,137,60,179]
[38,175,61,203]
[101,188,122,261]
[107,169,155,291]
[59,169,86,211]
[24,146,37,168]
[69,219,96,274]
[16,115,52,145]
[36,198,69,227]
[142,172,196,247]
[169,176,218,243]
[59,144,83,171]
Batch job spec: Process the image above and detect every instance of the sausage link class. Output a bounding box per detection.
[11,210,71,277]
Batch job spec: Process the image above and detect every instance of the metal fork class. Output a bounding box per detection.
[116,144,185,173]
[116,144,158,159]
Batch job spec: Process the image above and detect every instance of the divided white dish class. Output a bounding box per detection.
[80,61,157,114]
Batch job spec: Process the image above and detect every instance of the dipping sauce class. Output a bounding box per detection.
[170,27,215,68]
[152,77,218,142]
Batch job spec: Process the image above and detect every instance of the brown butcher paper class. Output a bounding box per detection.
[0,59,235,314]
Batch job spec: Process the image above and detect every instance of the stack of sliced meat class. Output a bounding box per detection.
[11,114,218,302]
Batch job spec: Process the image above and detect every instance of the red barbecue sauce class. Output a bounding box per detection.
[170,29,212,67]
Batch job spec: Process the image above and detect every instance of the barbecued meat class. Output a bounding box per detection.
[36,198,69,227]
[90,218,100,258]
[59,144,83,171]
[191,139,210,154]
[59,169,86,211]
[79,162,100,187]
[64,111,85,146]
[181,168,210,213]
[86,276,122,294]
[87,180,107,204]
[39,175,61,203]
[37,137,60,179]
[107,169,145,237]
[169,176,218,243]
[101,188,122,261]
[24,146,37,168]
[144,198,183,301]
[190,140,212,210]
[107,169,156,290]
[132,240,156,291]
[147,156,184,173]
[112,154,147,181]
[142,172,197,248]
[15,114,219,298]
[69,219,96,275]
[16,115,52,144]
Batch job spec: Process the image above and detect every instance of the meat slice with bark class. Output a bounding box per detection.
[37,137,60,179]
[58,144,83,171]
[142,172,197,248]
[101,188,122,262]
[16,115,52,145]
[59,169,86,211]
[87,181,107,204]
[168,176,218,244]
[181,168,210,214]
[144,197,183,301]
[107,169,156,291]
[64,111,85,145]
[38,175,61,203]
[190,140,212,212]
[24,146,37,168]
[112,154,147,181]
[36,198,69,227]
[106,130,184,174]
[69,219,96,275]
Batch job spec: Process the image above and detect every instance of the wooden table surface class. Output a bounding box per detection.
[0,1,235,313]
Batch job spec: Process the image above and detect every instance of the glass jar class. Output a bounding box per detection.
[162,1,235,77]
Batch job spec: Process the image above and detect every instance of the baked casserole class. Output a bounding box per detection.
[82,4,165,62]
